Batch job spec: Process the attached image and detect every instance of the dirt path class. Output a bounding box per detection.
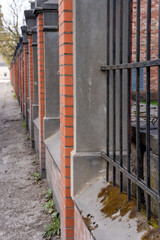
[0,81,53,240]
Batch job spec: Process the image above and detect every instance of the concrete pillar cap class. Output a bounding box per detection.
[31,1,35,9]
[24,10,36,20]
[43,0,58,10]
[35,0,47,8]
[21,26,27,34]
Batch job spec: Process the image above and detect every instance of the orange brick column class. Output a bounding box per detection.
[28,34,34,145]
[20,52,23,111]
[15,57,18,97]
[21,50,25,116]
[13,59,17,89]
[59,1,74,239]
[20,51,24,113]
[37,13,46,177]
[19,53,21,106]
[23,43,28,123]
[17,53,20,104]
[12,62,15,88]
[17,54,20,102]
[21,51,25,116]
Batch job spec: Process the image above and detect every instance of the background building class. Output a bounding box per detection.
[0,55,10,80]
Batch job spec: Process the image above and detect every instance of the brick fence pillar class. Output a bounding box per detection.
[12,63,14,86]
[25,9,37,146]
[32,27,39,121]
[21,26,29,127]
[19,38,24,115]
[28,33,34,146]
[59,0,74,239]
[34,0,46,177]
[13,61,15,89]
[19,52,22,111]
[16,53,19,103]
[17,50,20,105]
[37,13,45,177]
[21,52,25,116]
[16,52,21,105]
[21,47,25,116]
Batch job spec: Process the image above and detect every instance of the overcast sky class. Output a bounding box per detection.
[1,0,30,29]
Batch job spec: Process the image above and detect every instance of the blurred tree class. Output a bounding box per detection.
[0,5,3,31]
[0,0,23,66]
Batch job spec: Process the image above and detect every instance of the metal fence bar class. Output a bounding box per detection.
[106,0,110,182]
[101,59,160,71]
[158,0,160,231]
[112,0,116,187]
[136,0,141,212]
[127,0,132,202]
[119,0,123,193]
[146,0,151,221]
[101,152,160,203]
[103,0,160,229]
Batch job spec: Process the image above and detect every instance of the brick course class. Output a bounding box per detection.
[132,0,159,94]
[28,34,34,124]
[37,13,46,174]
[59,0,74,239]
[74,206,94,240]
[23,44,28,120]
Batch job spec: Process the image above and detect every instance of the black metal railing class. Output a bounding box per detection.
[101,0,160,230]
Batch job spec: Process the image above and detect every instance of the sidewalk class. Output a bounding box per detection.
[0,81,52,240]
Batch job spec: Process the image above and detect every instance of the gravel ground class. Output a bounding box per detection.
[0,81,59,240]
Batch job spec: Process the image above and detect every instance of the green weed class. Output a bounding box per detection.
[33,172,41,182]
[43,189,53,202]
[42,199,54,214]
[13,94,17,99]
[43,213,61,238]
[26,135,30,140]
[22,121,26,128]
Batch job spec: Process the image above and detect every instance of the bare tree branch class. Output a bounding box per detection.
[0,0,21,66]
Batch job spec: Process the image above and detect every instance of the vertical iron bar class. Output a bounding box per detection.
[146,0,151,221]
[113,0,116,187]
[120,0,123,193]
[127,0,132,202]
[158,0,160,231]
[127,0,132,201]
[106,0,110,182]
[136,0,141,212]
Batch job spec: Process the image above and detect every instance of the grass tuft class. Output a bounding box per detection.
[43,214,61,238]
[22,121,26,128]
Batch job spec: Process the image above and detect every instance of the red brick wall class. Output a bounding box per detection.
[12,62,15,88]
[74,206,94,240]
[37,13,45,172]
[46,149,61,211]
[23,44,28,118]
[59,0,74,239]
[21,51,25,115]
[17,55,20,102]
[16,54,19,101]
[20,51,24,115]
[28,34,34,125]
[21,51,24,114]
[132,0,159,93]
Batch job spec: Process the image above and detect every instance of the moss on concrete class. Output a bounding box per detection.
[141,228,160,240]
[98,184,160,239]
[98,185,136,218]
